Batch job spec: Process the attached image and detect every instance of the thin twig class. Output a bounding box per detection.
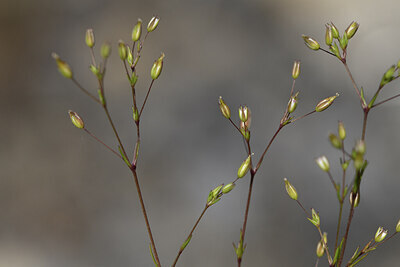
[71,78,100,104]
[83,129,122,159]
[372,92,400,108]
[139,79,155,118]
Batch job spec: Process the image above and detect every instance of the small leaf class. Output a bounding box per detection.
[118,146,131,168]
[180,235,192,251]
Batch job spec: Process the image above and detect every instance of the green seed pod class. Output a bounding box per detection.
[237,155,252,178]
[338,121,346,140]
[355,140,366,155]
[345,21,359,39]
[375,227,387,242]
[118,41,127,60]
[302,35,320,50]
[330,22,339,39]
[315,93,339,112]
[68,110,84,129]
[89,64,100,78]
[287,96,298,113]
[238,106,248,122]
[222,183,236,194]
[284,178,298,200]
[329,133,342,149]
[353,153,364,171]
[384,65,396,80]
[101,42,111,59]
[52,53,73,79]
[292,60,301,79]
[151,53,165,80]
[218,97,231,119]
[310,208,320,227]
[316,240,324,258]
[147,16,160,32]
[349,192,360,208]
[127,46,133,66]
[211,184,224,198]
[339,32,348,50]
[329,42,341,59]
[85,28,95,48]
[132,19,142,42]
[132,107,139,122]
[396,219,400,232]
[325,25,333,46]
[315,156,330,172]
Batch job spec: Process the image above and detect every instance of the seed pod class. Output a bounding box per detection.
[284,178,298,200]
[151,53,165,80]
[316,156,330,172]
[315,93,339,112]
[237,155,252,178]
[329,133,342,149]
[118,41,127,60]
[238,106,248,122]
[375,227,387,242]
[218,97,231,119]
[345,21,359,39]
[292,60,301,79]
[316,240,324,258]
[147,16,160,32]
[85,28,95,48]
[222,183,236,194]
[287,95,298,113]
[325,25,333,46]
[302,35,320,50]
[330,22,339,39]
[132,19,142,42]
[52,53,73,79]
[68,110,84,129]
[338,121,346,140]
[101,43,111,59]
[396,219,400,232]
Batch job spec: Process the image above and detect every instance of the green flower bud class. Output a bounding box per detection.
[147,16,160,32]
[308,208,320,227]
[101,42,111,58]
[329,133,342,149]
[132,19,142,42]
[330,22,339,39]
[151,53,165,80]
[52,53,73,79]
[211,184,224,198]
[345,21,359,39]
[315,93,339,112]
[316,240,324,258]
[222,183,236,194]
[384,65,396,80]
[85,28,95,48]
[89,64,101,78]
[238,106,249,122]
[396,219,400,232]
[118,41,127,60]
[127,46,133,66]
[375,227,388,242]
[68,110,84,129]
[316,156,330,172]
[284,178,298,200]
[302,35,320,50]
[355,140,366,155]
[325,25,333,46]
[349,191,360,208]
[353,153,364,171]
[292,60,301,79]
[339,32,348,50]
[329,42,341,59]
[338,121,346,140]
[287,94,298,113]
[237,155,252,178]
[132,107,139,122]
[218,97,231,119]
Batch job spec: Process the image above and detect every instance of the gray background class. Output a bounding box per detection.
[1,0,400,266]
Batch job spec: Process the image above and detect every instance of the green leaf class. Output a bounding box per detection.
[118,146,131,168]
[333,238,344,265]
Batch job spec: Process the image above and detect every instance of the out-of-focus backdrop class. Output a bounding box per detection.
[1,0,400,266]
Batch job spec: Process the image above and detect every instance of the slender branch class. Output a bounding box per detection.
[103,106,129,159]
[139,80,155,118]
[83,129,123,159]
[326,171,337,190]
[289,79,296,97]
[290,110,316,124]
[131,169,161,266]
[254,125,283,173]
[342,62,364,107]
[337,204,355,266]
[172,205,209,267]
[228,118,242,135]
[361,109,369,141]
[372,92,400,108]
[334,202,344,251]
[71,78,100,104]
[320,47,337,57]
[89,47,96,67]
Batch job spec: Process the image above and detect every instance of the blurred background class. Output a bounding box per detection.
[1,0,400,266]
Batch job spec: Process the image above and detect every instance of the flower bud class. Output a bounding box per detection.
[329,133,342,149]
[218,96,231,119]
[316,156,330,172]
[330,22,339,39]
[353,153,364,171]
[68,110,84,129]
[384,65,396,80]
[118,41,127,60]
[316,240,324,258]
[222,183,236,194]
[345,21,359,39]
[330,43,341,59]
[339,32,348,50]
[292,60,301,79]
[52,53,73,79]
[132,19,142,42]
[396,219,400,232]
[237,155,252,178]
[338,121,346,140]
[325,25,333,46]
[238,106,248,122]
[309,208,320,227]
[147,16,160,32]
[315,93,339,112]
[151,53,165,80]
[127,46,133,65]
[355,140,366,155]
[85,28,95,48]
[101,42,111,59]
[287,95,298,113]
[349,191,360,207]
[302,35,320,50]
[284,178,298,200]
[375,227,388,242]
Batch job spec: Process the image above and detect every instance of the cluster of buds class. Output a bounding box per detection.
[328,120,346,150]
[206,182,236,207]
[303,21,359,61]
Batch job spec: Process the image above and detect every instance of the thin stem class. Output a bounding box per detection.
[130,169,161,266]
[289,79,296,97]
[290,110,316,124]
[254,125,283,173]
[316,226,333,265]
[71,78,100,104]
[228,118,242,135]
[327,171,337,190]
[296,199,310,216]
[342,62,364,107]
[172,205,209,267]
[139,80,155,118]
[89,47,96,67]
[83,129,122,159]
[337,204,355,266]
[361,109,369,141]
[103,106,129,160]
[320,47,337,57]
[372,92,400,108]
[334,202,344,251]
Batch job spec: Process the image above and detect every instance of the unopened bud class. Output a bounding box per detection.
[239,106,249,122]
[316,156,330,172]
[118,41,127,60]
[287,94,298,113]
[375,227,388,242]
[302,35,320,50]
[85,28,95,48]
[68,110,84,129]
[132,19,142,42]
[52,53,73,79]
[292,60,301,79]
[147,16,160,32]
[349,192,360,207]
[329,133,342,149]
[325,25,333,46]
[355,140,366,155]
[127,46,133,65]
[218,96,231,119]
[315,93,339,112]
[309,208,320,227]
[284,178,298,200]
[316,240,324,258]
[330,43,341,59]
[384,65,396,80]
[330,23,339,39]
[345,21,359,39]
[353,153,364,171]
[222,183,236,194]
[338,121,346,140]
[396,219,400,232]
[101,43,111,59]
[339,32,348,50]
[151,53,165,80]
[237,155,252,178]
